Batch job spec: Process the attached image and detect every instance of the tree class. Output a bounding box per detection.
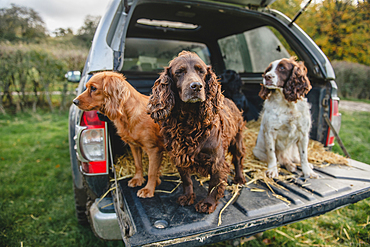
[307,0,370,65]
[271,0,370,66]
[0,4,46,42]
[75,15,101,47]
[53,27,74,37]
[271,0,302,20]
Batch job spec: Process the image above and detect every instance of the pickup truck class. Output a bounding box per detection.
[68,0,370,246]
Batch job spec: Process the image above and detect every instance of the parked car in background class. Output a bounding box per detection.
[68,0,370,245]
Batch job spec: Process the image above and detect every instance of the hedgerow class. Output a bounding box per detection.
[0,42,87,113]
[332,60,370,100]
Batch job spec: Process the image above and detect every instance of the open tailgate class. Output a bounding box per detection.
[111,159,370,246]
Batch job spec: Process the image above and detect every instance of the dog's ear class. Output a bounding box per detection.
[205,66,223,113]
[283,61,311,102]
[258,83,272,100]
[147,67,175,121]
[102,74,130,120]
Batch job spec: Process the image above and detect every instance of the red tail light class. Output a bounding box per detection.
[80,110,105,127]
[81,161,107,174]
[77,111,108,175]
[325,98,341,146]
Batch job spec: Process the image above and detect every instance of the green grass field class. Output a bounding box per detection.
[0,109,369,246]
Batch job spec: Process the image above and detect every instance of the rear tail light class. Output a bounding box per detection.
[80,129,105,161]
[80,110,105,127]
[325,97,341,147]
[75,110,108,175]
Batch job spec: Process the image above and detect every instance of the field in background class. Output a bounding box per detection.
[0,109,369,246]
[0,41,88,114]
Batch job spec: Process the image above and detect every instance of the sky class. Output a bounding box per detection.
[0,0,111,34]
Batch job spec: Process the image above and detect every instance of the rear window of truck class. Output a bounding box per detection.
[218,26,294,73]
[122,38,210,72]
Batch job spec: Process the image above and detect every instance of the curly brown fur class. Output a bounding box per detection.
[258,85,272,100]
[148,51,246,213]
[283,60,311,102]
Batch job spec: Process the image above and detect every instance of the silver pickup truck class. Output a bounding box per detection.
[68,0,370,246]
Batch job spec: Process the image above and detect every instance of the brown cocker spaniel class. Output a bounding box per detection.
[73,71,164,198]
[148,51,246,213]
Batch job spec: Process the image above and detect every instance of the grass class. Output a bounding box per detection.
[341,97,370,105]
[332,111,370,163]
[0,110,121,247]
[0,109,369,246]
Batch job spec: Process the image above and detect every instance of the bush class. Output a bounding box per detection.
[0,42,88,114]
[332,60,370,99]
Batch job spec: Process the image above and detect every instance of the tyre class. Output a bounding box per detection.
[72,181,88,225]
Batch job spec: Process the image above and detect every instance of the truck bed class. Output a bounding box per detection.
[109,159,370,246]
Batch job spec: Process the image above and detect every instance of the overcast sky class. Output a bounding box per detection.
[0,0,111,34]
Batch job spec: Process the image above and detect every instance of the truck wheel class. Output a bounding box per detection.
[73,182,89,225]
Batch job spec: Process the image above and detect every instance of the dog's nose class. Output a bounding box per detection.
[190,82,203,92]
[264,74,273,80]
[73,99,80,106]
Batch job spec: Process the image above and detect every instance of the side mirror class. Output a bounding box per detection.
[65,71,81,83]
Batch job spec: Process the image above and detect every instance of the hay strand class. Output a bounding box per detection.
[218,184,242,226]
[155,180,182,194]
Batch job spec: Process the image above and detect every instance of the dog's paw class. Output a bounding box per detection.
[177,193,195,206]
[284,163,297,173]
[302,164,319,179]
[303,171,319,179]
[137,187,155,198]
[302,170,320,179]
[195,200,218,214]
[266,167,279,178]
[233,175,246,185]
[128,176,145,187]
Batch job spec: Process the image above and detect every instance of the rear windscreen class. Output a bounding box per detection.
[122,38,210,73]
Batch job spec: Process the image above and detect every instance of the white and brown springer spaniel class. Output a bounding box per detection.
[253,57,319,178]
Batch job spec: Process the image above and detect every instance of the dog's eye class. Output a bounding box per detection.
[197,69,205,74]
[91,86,97,92]
[175,69,185,76]
[195,65,205,74]
[279,66,285,71]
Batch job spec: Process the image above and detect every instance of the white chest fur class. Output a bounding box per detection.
[261,89,311,151]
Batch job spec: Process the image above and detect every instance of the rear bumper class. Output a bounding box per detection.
[89,198,121,240]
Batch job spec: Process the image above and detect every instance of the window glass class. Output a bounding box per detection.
[122,38,210,72]
[218,26,295,73]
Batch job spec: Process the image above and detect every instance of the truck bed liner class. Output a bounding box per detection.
[113,159,370,246]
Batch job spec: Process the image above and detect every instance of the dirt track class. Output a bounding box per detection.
[339,100,370,112]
